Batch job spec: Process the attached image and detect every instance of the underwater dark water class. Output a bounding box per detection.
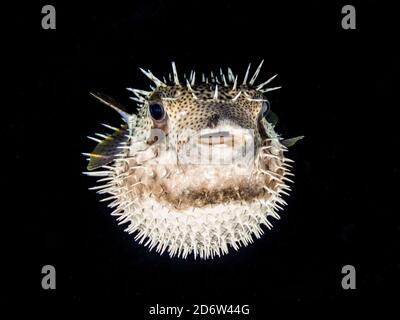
[7,0,399,313]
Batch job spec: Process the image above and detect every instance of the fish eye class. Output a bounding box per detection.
[262,100,270,117]
[149,102,165,121]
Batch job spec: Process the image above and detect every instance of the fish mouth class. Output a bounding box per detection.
[177,125,256,167]
[194,128,254,147]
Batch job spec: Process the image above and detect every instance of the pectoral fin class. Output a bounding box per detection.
[86,125,129,170]
[265,111,279,127]
[281,135,304,147]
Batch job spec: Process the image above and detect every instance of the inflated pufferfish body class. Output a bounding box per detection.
[84,61,302,259]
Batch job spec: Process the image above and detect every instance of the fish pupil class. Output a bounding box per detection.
[149,103,165,120]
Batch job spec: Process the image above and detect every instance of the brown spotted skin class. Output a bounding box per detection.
[134,84,267,153]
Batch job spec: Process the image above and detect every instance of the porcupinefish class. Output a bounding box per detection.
[83,61,303,259]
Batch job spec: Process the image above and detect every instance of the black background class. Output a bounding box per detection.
[7,0,400,312]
